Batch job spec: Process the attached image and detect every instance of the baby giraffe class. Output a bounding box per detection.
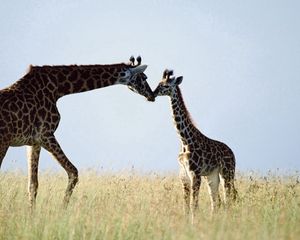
[153,70,237,221]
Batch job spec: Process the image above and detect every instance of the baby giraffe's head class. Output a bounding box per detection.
[153,69,183,97]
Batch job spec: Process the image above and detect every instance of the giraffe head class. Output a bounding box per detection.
[118,56,155,102]
[153,69,183,97]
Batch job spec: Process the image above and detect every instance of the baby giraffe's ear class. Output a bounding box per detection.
[175,76,183,85]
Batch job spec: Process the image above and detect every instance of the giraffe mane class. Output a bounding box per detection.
[176,86,197,127]
[26,64,34,74]
[28,63,130,70]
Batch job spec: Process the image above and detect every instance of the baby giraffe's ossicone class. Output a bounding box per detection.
[154,69,237,223]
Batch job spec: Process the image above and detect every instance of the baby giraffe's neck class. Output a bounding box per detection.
[169,86,200,146]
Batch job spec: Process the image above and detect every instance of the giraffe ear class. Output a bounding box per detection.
[130,65,147,75]
[175,76,183,85]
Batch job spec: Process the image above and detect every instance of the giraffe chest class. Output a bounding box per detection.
[178,144,221,175]
[6,101,60,146]
[1,85,61,147]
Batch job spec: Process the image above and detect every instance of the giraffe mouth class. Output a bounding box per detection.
[147,95,155,102]
[153,87,160,98]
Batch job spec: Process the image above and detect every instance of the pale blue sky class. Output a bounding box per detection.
[1,0,299,173]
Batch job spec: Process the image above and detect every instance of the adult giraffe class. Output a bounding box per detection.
[0,56,154,207]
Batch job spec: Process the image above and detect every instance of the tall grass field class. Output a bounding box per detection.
[0,171,299,239]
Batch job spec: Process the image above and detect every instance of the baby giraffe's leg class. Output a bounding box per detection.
[220,169,237,206]
[27,144,41,209]
[206,168,221,213]
[179,165,191,215]
[190,173,201,224]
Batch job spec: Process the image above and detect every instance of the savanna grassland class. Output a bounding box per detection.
[0,171,299,240]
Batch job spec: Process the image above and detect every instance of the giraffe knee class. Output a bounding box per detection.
[231,187,238,201]
[69,167,79,185]
[224,181,237,201]
[28,182,38,197]
[28,183,38,191]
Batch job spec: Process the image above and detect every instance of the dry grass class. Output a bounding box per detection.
[0,170,299,240]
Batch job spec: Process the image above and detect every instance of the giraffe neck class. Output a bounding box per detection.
[170,86,201,145]
[23,64,128,99]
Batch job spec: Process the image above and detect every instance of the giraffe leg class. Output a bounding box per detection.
[0,141,9,168]
[179,165,191,215]
[206,168,221,212]
[190,173,201,224]
[220,170,237,205]
[27,144,41,209]
[41,135,78,206]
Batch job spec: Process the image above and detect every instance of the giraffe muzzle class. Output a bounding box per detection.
[147,95,155,102]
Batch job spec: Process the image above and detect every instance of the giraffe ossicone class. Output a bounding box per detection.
[153,69,237,221]
[0,56,154,208]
